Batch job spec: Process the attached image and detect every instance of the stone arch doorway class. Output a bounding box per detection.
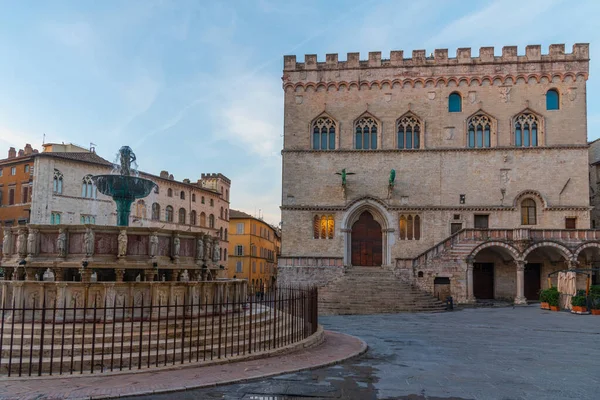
[351,211,382,266]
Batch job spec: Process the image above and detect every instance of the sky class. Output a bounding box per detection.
[0,0,599,225]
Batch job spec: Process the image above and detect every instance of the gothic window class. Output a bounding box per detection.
[449,92,462,112]
[312,115,336,150]
[397,113,422,149]
[136,200,146,219]
[521,199,537,225]
[220,206,224,219]
[190,210,197,225]
[467,113,493,148]
[219,227,223,239]
[224,249,227,261]
[210,198,214,206]
[354,115,378,150]
[152,203,160,220]
[399,214,421,240]
[180,191,185,200]
[200,212,206,226]
[546,89,559,110]
[80,214,95,224]
[165,205,174,222]
[313,215,334,239]
[167,188,173,197]
[81,175,96,199]
[224,228,228,241]
[225,209,228,220]
[514,112,541,147]
[50,212,61,225]
[226,189,229,201]
[178,207,186,224]
[209,214,215,228]
[53,169,63,194]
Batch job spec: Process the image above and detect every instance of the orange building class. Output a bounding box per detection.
[0,144,38,233]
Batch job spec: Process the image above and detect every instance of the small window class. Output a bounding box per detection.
[521,199,537,225]
[152,203,160,220]
[165,205,174,222]
[8,188,15,205]
[24,165,29,173]
[224,228,228,241]
[209,214,215,228]
[201,196,205,204]
[210,199,214,207]
[200,212,206,226]
[565,217,577,230]
[0,168,3,176]
[22,186,29,203]
[546,89,559,110]
[220,206,224,219]
[237,223,244,234]
[167,188,173,197]
[10,167,16,176]
[235,245,243,256]
[190,210,197,225]
[51,212,61,225]
[399,214,421,240]
[192,193,196,202]
[236,261,243,273]
[80,215,96,224]
[53,170,63,194]
[252,261,256,273]
[180,191,185,200]
[450,223,463,234]
[154,186,159,194]
[474,215,489,229]
[449,92,462,112]
[178,207,186,224]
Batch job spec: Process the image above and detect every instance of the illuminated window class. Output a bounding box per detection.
[521,199,537,225]
[399,214,421,240]
[313,214,335,239]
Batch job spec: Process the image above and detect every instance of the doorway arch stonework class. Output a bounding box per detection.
[341,198,393,267]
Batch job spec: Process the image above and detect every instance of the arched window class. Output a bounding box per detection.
[224,248,227,261]
[178,207,186,224]
[165,206,174,222]
[154,186,159,194]
[136,200,146,219]
[201,196,205,204]
[225,209,228,219]
[521,199,537,225]
[225,189,229,201]
[192,193,196,202]
[354,115,378,150]
[81,175,96,198]
[397,113,422,149]
[200,212,206,226]
[210,198,214,206]
[180,191,185,200]
[220,206,224,219]
[209,214,215,228]
[399,214,421,240]
[219,227,223,239]
[546,89,559,110]
[190,210,197,225]
[514,112,541,147]
[152,203,160,220]
[312,115,336,150]
[167,188,173,197]
[313,215,334,239]
[53,169,63,194]
[224,228,228,241]
[467,113,493,148]
[449,92,462,112]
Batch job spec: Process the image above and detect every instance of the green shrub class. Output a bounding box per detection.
[590,294,600,310]
[546,287,560,307]
[571,295,587,307]
[590,285,600,296]
[539,289,548,303]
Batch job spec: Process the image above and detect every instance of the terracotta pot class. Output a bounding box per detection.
[591,309,600,315]
[540,302,550,310]
[550,305,559,311]
[572,306,587,313]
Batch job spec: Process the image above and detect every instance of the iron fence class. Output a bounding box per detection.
[0,286,318,377]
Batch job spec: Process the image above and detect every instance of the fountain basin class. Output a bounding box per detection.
[92,175,156,200]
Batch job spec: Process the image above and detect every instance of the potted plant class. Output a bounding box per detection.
[590,285,600,315]
[539,289,550,310]
[546,287,560,311]
[571,295,587,313]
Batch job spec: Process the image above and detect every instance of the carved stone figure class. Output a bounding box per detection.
[499,86,511,103]
[57,228,67,257]
[84,227,95,257]
[149,232,159,257]
[212,238,220,263]
[16,229,27,257]
[173,234,180,258]
[203,235,212,261]
[180,269,190,282]
[2,227,11,257]
[118,229,128,257]
[196,234,205,260]
[27,229,37,256]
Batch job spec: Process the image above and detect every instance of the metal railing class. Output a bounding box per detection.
[0,286,318,377]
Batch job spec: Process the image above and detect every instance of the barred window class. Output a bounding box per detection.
[514,112,541,147]
[467,113,493,148]
[313,215,334,239]
[312,115,336,150]
[397,113,422,149]
[355,115,378,150]
[399,214,421,240]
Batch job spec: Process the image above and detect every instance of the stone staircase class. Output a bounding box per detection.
[319,267,446,315]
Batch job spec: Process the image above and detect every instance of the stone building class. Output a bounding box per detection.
[227,209,278,289]
[2,144,231,265]
[278,44,596,310]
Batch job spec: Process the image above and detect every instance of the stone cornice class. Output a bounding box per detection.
[282,145,588,155]
[280,204,591,212]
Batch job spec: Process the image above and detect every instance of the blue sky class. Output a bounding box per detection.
[0,0,598,224]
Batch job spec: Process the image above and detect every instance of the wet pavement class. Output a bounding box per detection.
[125,305,600,400]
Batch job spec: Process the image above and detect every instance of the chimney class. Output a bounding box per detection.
[23,144,33,155]
[17,149,24,157]
[8,147,16,159]
[159,170,169,179]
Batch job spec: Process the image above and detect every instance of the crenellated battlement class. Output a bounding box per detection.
[283,44,589,71]
[200,173,231,184]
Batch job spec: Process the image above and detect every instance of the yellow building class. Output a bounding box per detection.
[227,209,279,289]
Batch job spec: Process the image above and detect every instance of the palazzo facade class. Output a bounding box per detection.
[278,44,597,305]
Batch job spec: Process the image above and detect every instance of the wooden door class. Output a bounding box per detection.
[351,211,382,266]
[524,263,541,300]
[473,263,494,299]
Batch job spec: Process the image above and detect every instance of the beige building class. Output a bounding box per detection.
[28,144,231,264]
[278,44,596,308]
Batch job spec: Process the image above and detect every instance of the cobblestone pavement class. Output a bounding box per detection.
[129,305,600,400]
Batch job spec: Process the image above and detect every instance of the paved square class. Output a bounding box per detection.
[132,306,600,400]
